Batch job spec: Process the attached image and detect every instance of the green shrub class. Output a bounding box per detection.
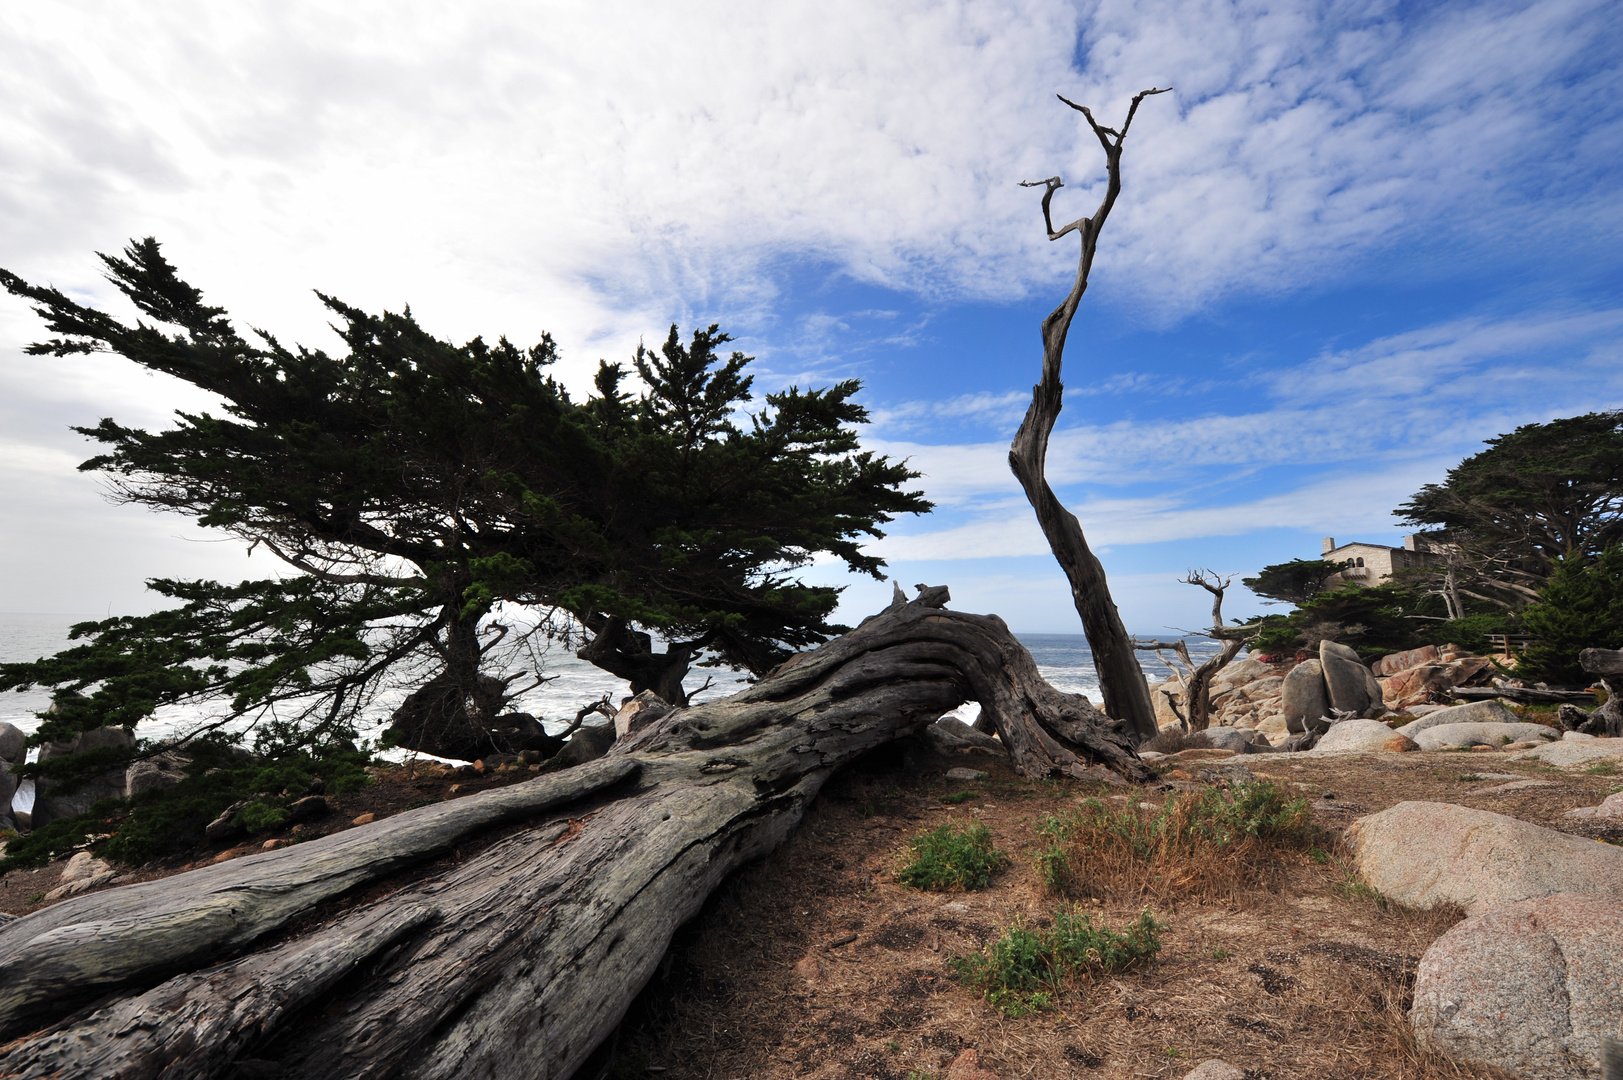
[1519,545,1623,684]
[1411,613,1512,655]
[235,800,289,833]
[0,738,372,872]
[895,821,1008,891]
[950,908,1163,1016]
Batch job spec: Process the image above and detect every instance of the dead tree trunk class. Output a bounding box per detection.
[1010,88,1169,744]
[0,589,1148,1080]
[1133,571,1259,732]
[1579,647,1623,736]
[1174,571,1258,731]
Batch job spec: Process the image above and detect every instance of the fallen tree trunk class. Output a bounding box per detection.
[0,589,1149,1080]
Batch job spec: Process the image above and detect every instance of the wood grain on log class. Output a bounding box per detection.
[1580,648,1623,676]
[0,591,1148,1080]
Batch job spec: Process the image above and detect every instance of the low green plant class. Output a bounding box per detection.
[950,908,1163,1016]
[1034,780,1316,901]
[235,800,289,833]
[941,790,978,805]
[0,738,372,872]
[1586,761,1619,776]
[896,821,1008,891]
[1334,862,1387,907]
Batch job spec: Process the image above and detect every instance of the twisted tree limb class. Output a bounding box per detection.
[0,589,1147,1080]
[1010,87,1170,743]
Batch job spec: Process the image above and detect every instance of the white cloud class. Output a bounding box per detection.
[872,462,1437,561]
[865,304,1623,507]
[2,0,1618,613]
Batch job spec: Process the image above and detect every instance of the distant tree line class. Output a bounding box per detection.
[1239,410,1623,683]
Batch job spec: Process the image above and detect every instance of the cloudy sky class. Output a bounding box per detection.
[2,0,1620,633]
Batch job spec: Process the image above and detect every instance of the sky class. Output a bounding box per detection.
[2,0,1621,635]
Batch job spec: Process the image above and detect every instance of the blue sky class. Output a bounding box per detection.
[2,0,1621,634]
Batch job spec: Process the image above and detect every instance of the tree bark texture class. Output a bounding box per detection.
[1579,648,1623,736]
[1010,89,1168,744]
[0,590,1149,1080]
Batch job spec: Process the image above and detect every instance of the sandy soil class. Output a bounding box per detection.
[3,744,1619,1079]
[604,746,1621,1080]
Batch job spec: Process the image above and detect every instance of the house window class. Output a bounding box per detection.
[1356,557,1364,567]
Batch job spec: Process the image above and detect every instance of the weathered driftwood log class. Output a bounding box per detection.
[0,590,1148,1080]
[1579,648,1623,736]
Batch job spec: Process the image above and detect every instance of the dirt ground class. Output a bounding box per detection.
[3,745,1619,1079]
[604,746,1622,1080]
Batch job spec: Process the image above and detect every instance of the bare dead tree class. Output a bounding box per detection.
[1133,570,1260,731]
[1011,87,1169,743]
[1174,570,1259,731]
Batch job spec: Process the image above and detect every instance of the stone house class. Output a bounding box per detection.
[1320,535,1439,588]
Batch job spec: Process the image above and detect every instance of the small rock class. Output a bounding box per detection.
[1182,1062,1245,1080]
[262,839,284,850]
[1280,660,1329,734]
[946,1048,1000,1080]
[1565,791,1623,820]
[793,954,822,981]
[1564,729,1597,740]
[60,850,111,884]
[551,723,615,768]
[614,690,675,739]
[945,767,988,781]
[204,801,249,842]
[287,795,329,823]
[1310,718,1417,754]
[351,812,376,826]
[1411,893,1623,1079]
[0,723,26,764]
[1200,726,1269,753]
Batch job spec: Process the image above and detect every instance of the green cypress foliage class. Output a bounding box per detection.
[0,239,930,761]
[1518,545,1623,684]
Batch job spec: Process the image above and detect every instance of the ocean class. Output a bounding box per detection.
[0,613,1219,758]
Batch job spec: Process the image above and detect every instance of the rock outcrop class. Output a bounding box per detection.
[1347,802,1623,913]
[1410,893,1623,1080]
[1280,660,1329,734]
[1393,700,1520,736]
[1512,737,1623,769]
[1411,722,1561,751]
[1310,718,1417,754]
[1320,641,1382,715]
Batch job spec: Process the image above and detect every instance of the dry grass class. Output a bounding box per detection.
[1033,780,1322,905]
[596,748,1589,1080]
